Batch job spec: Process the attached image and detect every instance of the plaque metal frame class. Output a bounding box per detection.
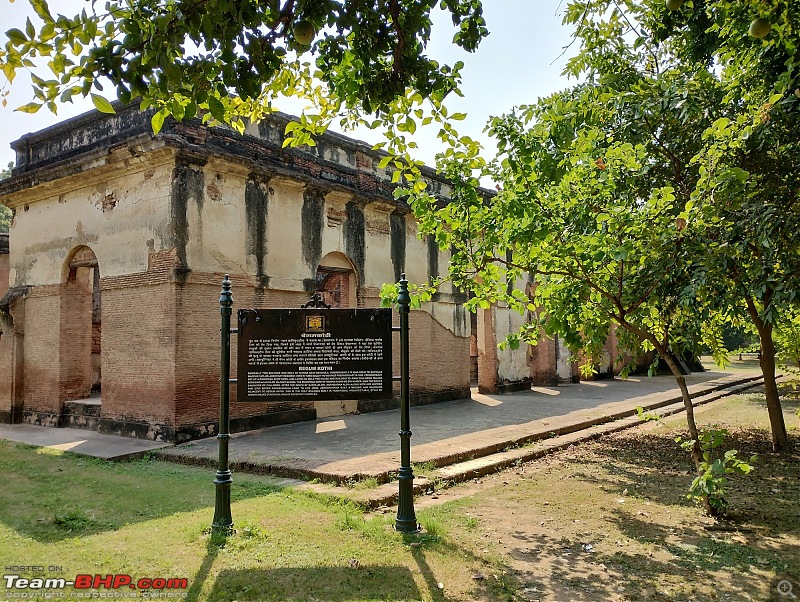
[212,274,418,535]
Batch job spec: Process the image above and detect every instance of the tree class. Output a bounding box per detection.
[644,0,800,450]
[412,74,735,513]
[0,162,11,232]
[775,308,800,372]
[541,0,800,450]
[0,0,487,159]
[640,0,800,451]
[695,142,800,450]
[402,0,797,509]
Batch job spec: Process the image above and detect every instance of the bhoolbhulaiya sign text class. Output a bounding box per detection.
[237,308,393,402]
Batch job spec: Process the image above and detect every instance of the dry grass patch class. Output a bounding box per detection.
[420,392,800,601]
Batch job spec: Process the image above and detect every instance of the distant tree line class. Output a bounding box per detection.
[0,162,11,233]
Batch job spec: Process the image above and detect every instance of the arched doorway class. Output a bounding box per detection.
[60,246,101,402]
[313,252,358,418]
[316,252,357,308]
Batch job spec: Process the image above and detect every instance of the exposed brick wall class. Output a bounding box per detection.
[170,274,469,434]
[0,245,12,415]
[408,310,470,396]
[477,308,498,393]
[59,271,94,401]
[21,287,61,418]
[0,298,25,422]
[529,333,558,385]
[0,318,13,418]
[607,324,638,375]
[174,281,226,426]
[360,287,381,308]
[318,270,351,308]
[91,323,101,355]
[5,262,469,439]
[99,278,177,427]
[357,289,470,397]
[173,275,315,431]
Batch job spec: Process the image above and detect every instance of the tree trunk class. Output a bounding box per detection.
[660,351,714,515]
[757,322,790,451]
[661,354,701,461]
[744,298,790,451]
[618,317,714,515]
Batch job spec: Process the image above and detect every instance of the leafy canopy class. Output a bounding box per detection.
[417,80,722,373]
[0,0,487,151]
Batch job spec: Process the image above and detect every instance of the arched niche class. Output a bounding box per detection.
[60,245,101,401]
[316,252,357,308]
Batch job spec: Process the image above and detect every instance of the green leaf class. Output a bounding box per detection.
[91,94,115,114]
[31,0,54,23]
[5,28,27,44]
[15,102,42,114]
[207,96,225,122]
[151,109,167,135]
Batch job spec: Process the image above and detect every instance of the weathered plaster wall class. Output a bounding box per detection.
[175,157,469,337]
[182,160,250,278]
[6,156,175,287]
[555,335,579,383]
[495,304,531,384]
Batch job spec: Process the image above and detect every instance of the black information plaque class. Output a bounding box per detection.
[237,308,393,402]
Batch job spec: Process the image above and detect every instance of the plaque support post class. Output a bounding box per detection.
[395,273,419,533]
[212,274,234,535]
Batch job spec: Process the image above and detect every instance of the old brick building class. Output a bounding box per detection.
[0,106,614,442]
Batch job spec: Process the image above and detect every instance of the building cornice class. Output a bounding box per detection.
[0,103,495,209]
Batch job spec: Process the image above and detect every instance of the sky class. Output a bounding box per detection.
[0,0,578,171]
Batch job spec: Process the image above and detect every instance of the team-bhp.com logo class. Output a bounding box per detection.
[4,573,188,598]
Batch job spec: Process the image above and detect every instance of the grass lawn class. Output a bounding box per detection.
[699,354,763,372]
[1,389,798,601]
[0,442,512,601]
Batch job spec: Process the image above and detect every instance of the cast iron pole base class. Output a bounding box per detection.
[211,467,233,535]
[395,464,419,533]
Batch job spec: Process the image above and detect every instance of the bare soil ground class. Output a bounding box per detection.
[412,389,800,602]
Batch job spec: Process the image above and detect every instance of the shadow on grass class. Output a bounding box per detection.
[397,526,518,601]
[185,539,221,602]
[604,507,799,601]
[204,566,421,601]
[609,509,795,572]
[569,427,800,530]
[515,427,800,599]
[0,441,286,543]
[498,517,795,602]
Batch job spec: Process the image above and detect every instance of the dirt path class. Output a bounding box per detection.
[409,393,800,601]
